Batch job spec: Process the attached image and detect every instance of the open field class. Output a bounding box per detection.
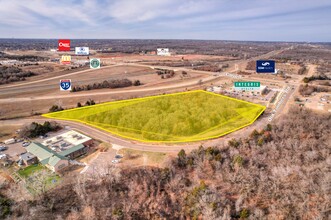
[0,125,20,142]
[43,90,265,143]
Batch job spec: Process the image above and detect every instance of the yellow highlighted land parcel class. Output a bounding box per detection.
[43,90,266,143]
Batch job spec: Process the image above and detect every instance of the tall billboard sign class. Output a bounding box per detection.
[75,47,89,55]
[58,39,71,51]
[90,58,100,69]
[256,60,275,73]
[157,48,170,56]
[234,81,260,91]
[61,55,71,64]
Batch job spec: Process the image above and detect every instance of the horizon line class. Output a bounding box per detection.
[0,38,330,44]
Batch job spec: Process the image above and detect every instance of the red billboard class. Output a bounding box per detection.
[58,39,70,51]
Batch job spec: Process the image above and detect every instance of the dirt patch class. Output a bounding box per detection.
[118,148,172,168]
[0,125,20,142]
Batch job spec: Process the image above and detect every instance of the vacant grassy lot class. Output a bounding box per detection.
[43,90,265,142]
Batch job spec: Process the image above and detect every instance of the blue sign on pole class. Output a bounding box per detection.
[60,79,71,91]
[256,60,275,73]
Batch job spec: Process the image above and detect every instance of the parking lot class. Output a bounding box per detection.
[80,148,117,175]
[1,141,27,161]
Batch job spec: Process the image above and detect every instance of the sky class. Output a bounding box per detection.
[0,0,330,42]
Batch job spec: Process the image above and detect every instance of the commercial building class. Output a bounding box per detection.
[19,152,37,166]
[26,143,69,172]
[25,130,93,172]
[42,130,93,156]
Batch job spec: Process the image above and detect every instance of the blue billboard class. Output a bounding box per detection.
[256,60,275,73]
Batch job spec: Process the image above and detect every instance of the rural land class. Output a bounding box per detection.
[0,38,330,220]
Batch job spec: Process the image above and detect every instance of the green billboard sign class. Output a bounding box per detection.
[234,81,260,90]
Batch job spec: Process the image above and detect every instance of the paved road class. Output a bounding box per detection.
[0,47,292,152]
[0,73,219,103]
[0,64,122,89]
[1,115,269,153]
[0,46,292,104]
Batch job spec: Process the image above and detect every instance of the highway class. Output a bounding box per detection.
[0,46,292,104]
[0,47,294,152]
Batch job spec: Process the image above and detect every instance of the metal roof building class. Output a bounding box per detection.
[27,142,69,172]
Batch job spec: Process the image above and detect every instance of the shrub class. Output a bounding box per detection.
[233,155,244,167]
[240,208,249,218]
[49,105,63,112]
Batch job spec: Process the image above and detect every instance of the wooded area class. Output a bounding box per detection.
[3,107,329,219]
[0,66,35,85]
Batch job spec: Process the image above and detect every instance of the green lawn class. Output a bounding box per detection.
[18,164,60,195]
[18,164,44,178]
[43,90,265,143]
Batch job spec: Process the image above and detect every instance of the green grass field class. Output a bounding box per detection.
[18,164,44,178]
[43,90,265,143]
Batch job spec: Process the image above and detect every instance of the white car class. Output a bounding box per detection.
[112,159,119,164]
[22,142,30,147]
[0,154,7,159]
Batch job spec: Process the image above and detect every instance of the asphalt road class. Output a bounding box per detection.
[1,113,270,153]
[0,47,293,152]
[0,46,292,103]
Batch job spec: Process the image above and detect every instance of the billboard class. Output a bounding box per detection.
[256,60,275,73]
[157,48,170,56]
[60,79,71,91]
[61,55,71,64]
[58,39,71,51]
[90,58,100,69]
[75,47,89,55]
[234,81,260,91]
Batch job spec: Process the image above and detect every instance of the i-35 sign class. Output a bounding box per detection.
[60,79,71,91]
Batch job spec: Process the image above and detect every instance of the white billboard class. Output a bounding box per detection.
[157,48,170,56]
[75,47,89,55]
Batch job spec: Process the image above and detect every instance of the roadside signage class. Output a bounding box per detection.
[157,48,170,56]
[75,47,89,55]
[61,55,71,64]
[60,79,71,91]
[256,60,275,73]
[234,81,260,90]
[90,58,100,69]
[58,39,71,51]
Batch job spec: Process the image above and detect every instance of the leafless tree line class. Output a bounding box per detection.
[4,107,331,219]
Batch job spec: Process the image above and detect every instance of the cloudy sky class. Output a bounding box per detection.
[0,0,330,42]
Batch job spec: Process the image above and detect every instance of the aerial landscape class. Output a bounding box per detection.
[0,0,330,219]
